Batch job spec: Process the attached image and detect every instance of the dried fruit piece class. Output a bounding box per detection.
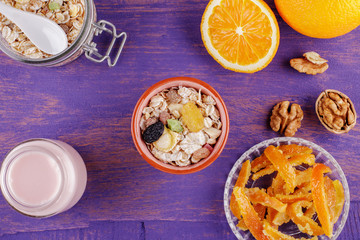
[324,176,336,222]
[316,89,357,134]
[288,154,315,166]
[332,180,345,223]
[245,187,287,213]
[304,203,316,218]
[263,220,295,240]
[237,219,248,231]
[295,168,313,187]
[272,211,290,226]
[311,163,333,237]
[143,122,164,143]
[264,220,320,240]
[294,182,311,195]
[167,119,183,133]
[287,200,324,236]
[253,203,267,220]
[271,174,287,195]
[233,187,270,240]
[230,160,251,220]
[252,165,275,180]
[180,101,204,132]
[278,144,312,158]
[159,111,171,125]
[264,146,296,193]
[276,193,312,203]
[251,154,271,173]
[270,101,303,137]
[234,160,251,189]
[153,128,178,152]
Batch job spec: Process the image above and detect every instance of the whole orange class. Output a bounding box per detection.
[275,0,360,38]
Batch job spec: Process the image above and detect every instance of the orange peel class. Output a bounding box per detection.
[311,163,333,237]
[324,176,336,222]
[265,146,296,193]
[287,200,324,236]
[230,160,251,220]
[252,165,276,180]
[278,144,312,158]
[288,154,315,166]
[245,187,287,213]
[272,211,290,226]
[276,193,312,203]
[295,168,313,187]
[304,203,316,219]
[271,174,287,195]
[333,180,345,223]
[251,154,271,173]
[233,187,270,240]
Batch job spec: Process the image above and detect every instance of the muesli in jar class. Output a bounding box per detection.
[0,0,85,58]
[140,86,222,167]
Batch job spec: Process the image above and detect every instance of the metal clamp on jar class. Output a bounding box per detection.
[0,0,127,67]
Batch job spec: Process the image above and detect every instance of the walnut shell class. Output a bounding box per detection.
[315,89,357,134]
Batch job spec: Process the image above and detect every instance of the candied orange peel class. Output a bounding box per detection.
[230,160,251,220]
[245,187,287,213]
[324,176,336,222]
[333,179,345,223]
[311,163,333,237]
[265,146,296,193]
[278,144,312,158]
[287,200,324,236]
[233,187,270,240]
[229,144,344,240]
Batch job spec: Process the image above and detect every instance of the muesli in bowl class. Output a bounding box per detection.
[131,77,229,174]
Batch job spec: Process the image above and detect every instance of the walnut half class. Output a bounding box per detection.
[270,101,304,137]
[316,89,357,134]
[290,51,328,75]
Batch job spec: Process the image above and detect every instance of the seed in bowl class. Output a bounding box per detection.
[140,86,222,167]
[0,0,85,58]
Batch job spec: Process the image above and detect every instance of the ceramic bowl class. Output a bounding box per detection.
[224,137,350,240]
[131,76,229,174]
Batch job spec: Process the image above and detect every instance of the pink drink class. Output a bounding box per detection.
[0,139,87,217]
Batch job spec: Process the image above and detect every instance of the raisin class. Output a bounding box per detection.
[143,122,164,143]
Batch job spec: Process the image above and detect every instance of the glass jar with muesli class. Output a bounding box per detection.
[0,0,126,66]
[132,77,229,174]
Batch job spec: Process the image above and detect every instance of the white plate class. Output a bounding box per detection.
[224,137,350,240]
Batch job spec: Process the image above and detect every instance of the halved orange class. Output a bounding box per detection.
[201,0,280,73]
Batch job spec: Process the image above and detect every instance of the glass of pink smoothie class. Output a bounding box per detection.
[0,139,87,217]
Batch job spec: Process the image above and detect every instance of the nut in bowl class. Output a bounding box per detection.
[131,77,229,174]
[224,137,350,240]
[316,89,357,134]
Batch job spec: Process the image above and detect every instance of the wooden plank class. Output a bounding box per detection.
[0,0,359,238]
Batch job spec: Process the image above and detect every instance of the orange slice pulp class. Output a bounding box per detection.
[201,0,280,73]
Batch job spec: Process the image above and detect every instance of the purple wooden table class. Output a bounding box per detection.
[0,0,359,239]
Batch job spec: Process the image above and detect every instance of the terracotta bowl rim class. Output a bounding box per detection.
[131,76,230,174]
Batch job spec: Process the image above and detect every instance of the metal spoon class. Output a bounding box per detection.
[0,2,68,55]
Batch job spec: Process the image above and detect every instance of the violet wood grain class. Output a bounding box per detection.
[0,0,359,239]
